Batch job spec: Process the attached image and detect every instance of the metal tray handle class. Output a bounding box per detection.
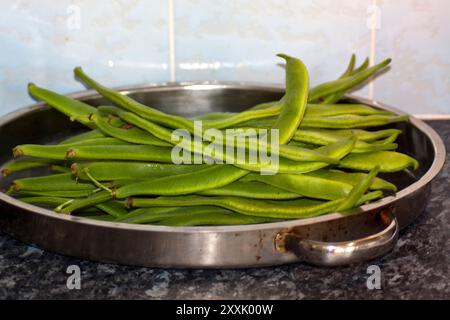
[277,216,399,267]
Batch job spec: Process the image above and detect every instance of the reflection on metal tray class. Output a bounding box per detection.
[0,83,445,268]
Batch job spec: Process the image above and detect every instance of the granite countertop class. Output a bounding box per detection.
[0,121,448,300]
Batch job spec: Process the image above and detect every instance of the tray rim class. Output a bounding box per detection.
[0,81,446,233]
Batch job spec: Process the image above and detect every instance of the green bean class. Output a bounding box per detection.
[308,58,391,102]
[237,114,408,129]
[198,181,302,199]
[243,172,353,200]
[156,212,276,226]
[28,83,96,128]
[321,55,367,104]
[71,162,208,181]
[115,165,248,198]
[305,169,397,192]
[66,145,175,162]
[304,104,392,117]
[92,112,171,147]
[74,67,195,132]
[198,103,390,129]
[293,128,401,145]
[128,194,341,219]
[19,196,72,207]
[57,190,111,213]
[118,206,232,224]
[1,158,54,176]
[11,173,95,192]
[271,54,309,144]
[289,139,397,153]
[96,201,128,218]
[239,135,356,174]
[13,138,131,160]
[337,166,379,211]
[339,151,419,172]
[100,106,338,165]
[12,189,94,198]
[353,57,370,74]
[49,164,71,174]
[129,190,383,219]
[301,114,408,128]
[60,130,106,144]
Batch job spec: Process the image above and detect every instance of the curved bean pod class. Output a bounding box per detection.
[74,67,195,132]
[308,58,391,102]
[271,54,309,144]
[60,130,106,144]
[72,162,208,181]
[28,83,96,128]
[92,112,171,147]
[243,172,353,200]
[305,169,397,191]
[118,206,233,224]
[339,151,419,172]
[11,173,95,192]
[115,165,248,198]
[157,212,276,226]
[198,181,302,199]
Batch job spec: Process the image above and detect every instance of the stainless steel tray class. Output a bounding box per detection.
[0,82,445,268]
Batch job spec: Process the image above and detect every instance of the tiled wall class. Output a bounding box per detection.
[0,0,449,116]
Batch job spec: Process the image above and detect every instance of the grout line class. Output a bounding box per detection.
[367,0,378,100]
[168,0,176,82]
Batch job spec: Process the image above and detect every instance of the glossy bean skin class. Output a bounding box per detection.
[117,206,233,224]
[13,138,131,160]
[19,196,72,208]
[271,54,309,144]
[301,114,409,129]
[100,106,339,165]
[129,190,383,219]
[96,201,128,218]
[115,165,248,198]
[198,181,302,199]
[337,167,379,211]
[11,173,95,192]
[72,162,208,181]
[308,58,391,102]
[339,151,419,172]
[156,212,276,226]
[198,102,391,129]
[60,130,106,144]
[12,189,94,198]
[304,104,392,117]
[92,112,171,147]
[236,114,408,129]
[58,190,111,213]
[293,128,401,145]
[239,135,356,174]
[66,145,175,162]
[289,139,397,154]
[28,83,96,128]
[305,169,397,192]
[1,158,55,176]
[243,172,353,200]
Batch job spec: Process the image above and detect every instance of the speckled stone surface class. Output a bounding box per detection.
[0,121,449,300]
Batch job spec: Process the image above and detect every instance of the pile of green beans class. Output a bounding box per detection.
[1,53,419,226]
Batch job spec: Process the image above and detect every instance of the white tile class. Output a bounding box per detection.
[0,0,169,116]
[174,0,373,98]
[374,0,450,114]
